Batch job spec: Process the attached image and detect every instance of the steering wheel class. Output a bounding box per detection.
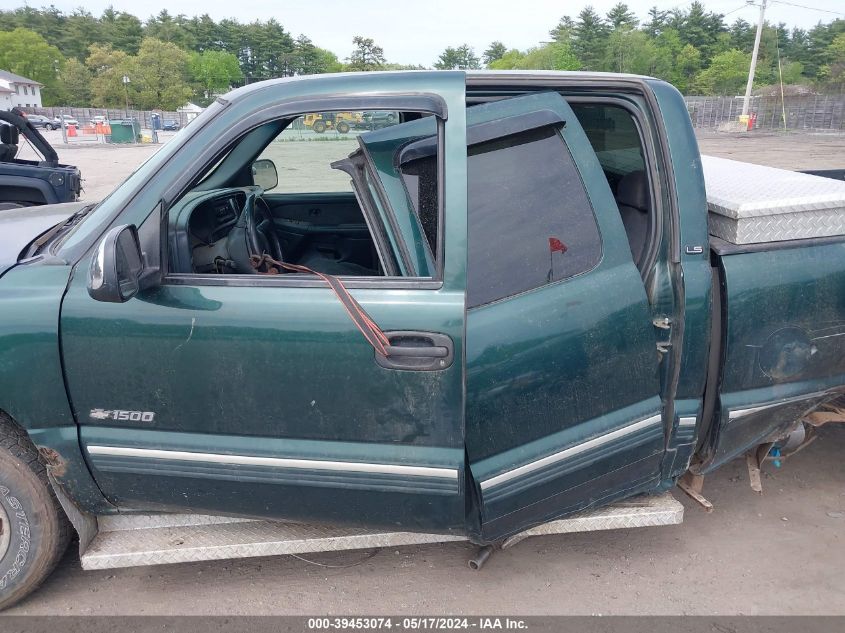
[226,193,284,273]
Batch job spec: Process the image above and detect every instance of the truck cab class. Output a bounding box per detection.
[1,71,843,609]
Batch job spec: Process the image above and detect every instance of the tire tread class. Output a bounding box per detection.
[0,412,72,610]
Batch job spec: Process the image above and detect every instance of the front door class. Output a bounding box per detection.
[59,80,469,533]
[461,93,668,540]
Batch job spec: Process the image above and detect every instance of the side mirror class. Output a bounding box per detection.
[88,224,144,303]
[252,159,278,191]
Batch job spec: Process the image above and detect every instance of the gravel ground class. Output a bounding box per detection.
[5,129,844,615]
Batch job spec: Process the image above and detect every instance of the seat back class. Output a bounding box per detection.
[0,123,20,161]
[615,170,650,263]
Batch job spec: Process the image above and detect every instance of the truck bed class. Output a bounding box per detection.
[700,234,845,471]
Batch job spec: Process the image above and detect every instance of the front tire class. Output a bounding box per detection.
[0,415,71,611]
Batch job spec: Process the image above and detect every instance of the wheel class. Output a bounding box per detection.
[44,124,54,131]
[0,414,71,611]
[336,121,350,134]
[312,120,327,133]
[386,113,396,123]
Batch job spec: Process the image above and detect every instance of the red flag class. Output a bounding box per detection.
[548,237,567,253]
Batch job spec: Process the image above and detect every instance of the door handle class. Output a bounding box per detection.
[384,345,449,358]
[375,331,454,371]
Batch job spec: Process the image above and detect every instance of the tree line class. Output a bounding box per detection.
[0,3,842,111]
[439,3,844,95]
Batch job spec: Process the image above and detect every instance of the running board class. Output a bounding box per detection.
[80,492,683,570]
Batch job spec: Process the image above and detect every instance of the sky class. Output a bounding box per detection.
[1,0,843,65]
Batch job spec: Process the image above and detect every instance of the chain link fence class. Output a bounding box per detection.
[684,94,845,132]
[20,106,195,129]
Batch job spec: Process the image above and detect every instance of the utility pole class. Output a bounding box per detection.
[741,0,767,117]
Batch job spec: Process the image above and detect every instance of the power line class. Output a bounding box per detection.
[723,4,753,18]
[768,0,845,17]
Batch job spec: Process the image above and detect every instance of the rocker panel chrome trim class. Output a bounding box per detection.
[480,414,663,491]
[86,446,458,480]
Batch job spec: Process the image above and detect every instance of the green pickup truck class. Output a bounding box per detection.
[1,71,844,609]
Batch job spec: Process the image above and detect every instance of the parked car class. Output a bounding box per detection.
[91,115,107,125]
[162,120,180,131]
[1,71,844,610]
[21,114,52,129]
[51,114,79,129]
[354,110,398,130]
[0,107,82,209]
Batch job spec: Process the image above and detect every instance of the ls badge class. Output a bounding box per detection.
[90,409,155,423]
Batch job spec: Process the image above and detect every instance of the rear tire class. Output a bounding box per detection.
[44,124,54,131]
[336,121,350,134]
[0,414,71,611]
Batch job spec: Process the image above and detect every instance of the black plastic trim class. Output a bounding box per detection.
[710,234,845,256]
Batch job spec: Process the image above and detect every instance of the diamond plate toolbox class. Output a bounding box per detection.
[702,155,845,244]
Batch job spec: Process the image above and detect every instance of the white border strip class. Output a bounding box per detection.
[728,391,826,421]
[87,446,458,480]
[480,414,662,491]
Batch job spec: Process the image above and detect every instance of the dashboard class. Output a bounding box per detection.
[168,187,254,274]
[188,191,245,246]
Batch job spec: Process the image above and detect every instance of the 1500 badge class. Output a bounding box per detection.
[90,409,155,423]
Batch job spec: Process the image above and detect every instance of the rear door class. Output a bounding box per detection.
[459,94,668,540]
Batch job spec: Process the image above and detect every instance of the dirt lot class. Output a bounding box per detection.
[5,130,844,615]
[695,131,845,170]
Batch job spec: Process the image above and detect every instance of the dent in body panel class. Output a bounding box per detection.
[702,243,845,471]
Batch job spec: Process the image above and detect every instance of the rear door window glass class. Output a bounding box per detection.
[466,126,602,308]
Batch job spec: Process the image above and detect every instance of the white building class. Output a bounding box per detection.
[0,70,43,109]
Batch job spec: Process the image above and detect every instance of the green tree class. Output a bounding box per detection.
[605,27,656,74]
[643,6,669,37]
[86,44,134,108]
[675,44,703,93]
[483,41,507,66]
[518,42,580,70]
[549,16,575,44]
[434,45,480,70]
[57,57,92,106]
[189,50,242,104]
[315,47,344,73]
[0,28,64,104]
[490,42,579,71]
[100,8,144,55]
[607,3,638,30]
[144,10,196,50]
[131,38,193,109]
[488,49,528,70]
[347,36,385,71]
[819,32,845,89]
[693,49,751,95]
[729,19,755,53]
[668,1,727,62]
[572,6,609,70]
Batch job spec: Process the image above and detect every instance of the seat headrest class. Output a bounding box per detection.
[616,170,650,212]
[0,124,19,145]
